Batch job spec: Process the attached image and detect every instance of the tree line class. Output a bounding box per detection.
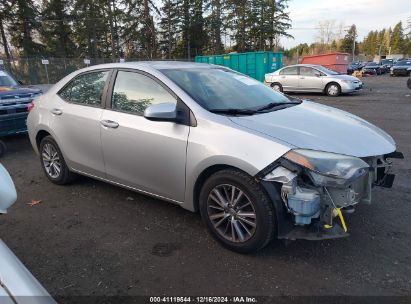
[0,0,292,61]
[285,19,411,61]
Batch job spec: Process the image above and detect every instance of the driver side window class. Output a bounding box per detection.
[111,71,177,115]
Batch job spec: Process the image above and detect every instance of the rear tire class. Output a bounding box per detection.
[199,169,276,253]
[39,136,76,184]
[271,82,283,93]
[325,82,341,97]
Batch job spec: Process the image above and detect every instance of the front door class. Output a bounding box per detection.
[298,66,324,92]
[100,70,190,202]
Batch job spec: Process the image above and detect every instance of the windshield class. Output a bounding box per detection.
[161,68,293,111]
[315,66,339,75]
[0,71,18,87]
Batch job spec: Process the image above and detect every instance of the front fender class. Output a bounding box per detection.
[182,116,292,211]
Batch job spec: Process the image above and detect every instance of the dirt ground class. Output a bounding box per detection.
[1,74,411,299]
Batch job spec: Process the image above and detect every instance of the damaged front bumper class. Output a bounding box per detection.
[258,151,404,241]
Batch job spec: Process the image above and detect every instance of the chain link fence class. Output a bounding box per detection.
[0,57,191,85]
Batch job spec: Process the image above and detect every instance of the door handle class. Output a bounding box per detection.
[299,77,305,79]
[100,120,119,129]
[281,76,286,78]
[50,108,62,115]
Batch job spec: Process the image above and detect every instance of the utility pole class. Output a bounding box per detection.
[378,44,383,61]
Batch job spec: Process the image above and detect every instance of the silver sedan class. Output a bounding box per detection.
[27,62,399,253]
[265,64,363,96]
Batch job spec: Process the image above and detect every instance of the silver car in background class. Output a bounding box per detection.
[27,62,400,253]
[265,64,363,96]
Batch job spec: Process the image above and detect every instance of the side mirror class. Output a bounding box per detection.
[144,102,177,122]
[0,164,17,214]
[314,72,321,77]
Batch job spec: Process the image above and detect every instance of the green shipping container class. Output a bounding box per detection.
[195,51,283,82]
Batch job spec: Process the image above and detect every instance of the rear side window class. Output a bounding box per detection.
[59,71,109,106]
[111,71,176,115]
[280,67,298,75]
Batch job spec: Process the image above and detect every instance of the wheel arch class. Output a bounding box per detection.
[270,82,283,92]
[35,130,51,149]
[192,164,242,213]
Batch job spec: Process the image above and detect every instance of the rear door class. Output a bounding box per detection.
[298,66,324,92]
[278,66,299,91]
[100,69,190,202]
[52,70,111,177]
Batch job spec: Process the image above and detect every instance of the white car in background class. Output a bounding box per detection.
[265,64,363,96]
[0,164,55,304]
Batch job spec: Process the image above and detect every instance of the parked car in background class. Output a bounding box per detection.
[363,62,383,75]
[347,62,364,75]
[265,64,363,96]
[0,70,42,156]
[361,67,377,76]
[27,61,401,253]
[380,59,394,73]
[390,60,411,76]
[0,164,55,303]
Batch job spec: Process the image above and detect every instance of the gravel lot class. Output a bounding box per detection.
[1,75,411,299]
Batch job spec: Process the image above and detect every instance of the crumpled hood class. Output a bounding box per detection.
[230,101,396,158]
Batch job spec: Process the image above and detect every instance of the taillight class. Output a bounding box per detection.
[28,102,35,112]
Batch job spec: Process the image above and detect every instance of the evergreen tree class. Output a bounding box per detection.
[189,0,207,56]
[206,0,224,54]
[40,0,76,58]
[71,0,110,58]
[340,24,357,56]
[0,1,13,63]
[391,22,404,54]
[8,0,44,57]
[158,0,181,58]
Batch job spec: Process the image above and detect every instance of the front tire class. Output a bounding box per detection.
[325,83,341,97]
[199,169,276,253]
[39,136,76,184]
[271,82,283,93]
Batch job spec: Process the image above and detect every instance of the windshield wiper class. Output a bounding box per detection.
[255,101,302,112]
[209,108,257,116]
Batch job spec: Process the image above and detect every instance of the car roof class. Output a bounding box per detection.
[80,61,215,71]
[281,64,325,69]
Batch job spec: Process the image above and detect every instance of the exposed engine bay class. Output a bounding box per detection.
[259,150,404,240]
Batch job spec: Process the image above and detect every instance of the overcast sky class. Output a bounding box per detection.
[281,0,411,49]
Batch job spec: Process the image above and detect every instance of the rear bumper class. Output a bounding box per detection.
[0,100,30,137]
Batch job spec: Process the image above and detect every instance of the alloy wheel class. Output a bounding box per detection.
[327,84,339,96]
[207,184,257,243]
[42,143,61,179]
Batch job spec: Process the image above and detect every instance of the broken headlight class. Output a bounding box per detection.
[283,149,369,187]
